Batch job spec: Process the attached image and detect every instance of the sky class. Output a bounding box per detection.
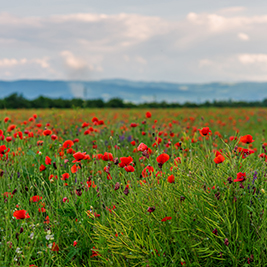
[1,0,267,83]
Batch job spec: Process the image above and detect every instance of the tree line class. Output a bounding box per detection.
[1,93,267,109]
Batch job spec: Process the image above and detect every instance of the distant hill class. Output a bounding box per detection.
[0,79,267,103]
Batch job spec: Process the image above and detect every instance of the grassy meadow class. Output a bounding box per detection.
[1,108,267,267]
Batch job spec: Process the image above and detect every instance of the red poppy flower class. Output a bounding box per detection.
[161,216,172,222]
[91,246,100,257]
[51,242,59,252]
[156,153,170,165]
[51,134,57,140]
[13,210,30,219]
[118,156,133,167]
[124,165,135,172]
[198,127,212,136]
[130,123,138,127]
[142,166,154,178]
[4,117,9,123]
[40,164,46,172]
[71,164,78,173]
[73,240,78,247]
[72,152,86,163]
[174,157,181,166]
[3,192,13,198]
[45,156,52,165]
[63,140,74,149]
[167,174,175,183]
[43,129,52,136]
[102,152,113,161]
[130,140,136,146]
[38,207,46,213]
[146,112,152,118]
[30,195,42,202]
[61,173,70,180]
[7,124,16,132]
[44,215,50,224]
[214,155,225,164]
[239,135,254,144]
[92,117,98,123]
[137,143,148,152]
[6,136,12,142]
[234,172,246,182]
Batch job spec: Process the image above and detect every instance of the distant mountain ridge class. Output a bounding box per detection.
[0,79,267,103]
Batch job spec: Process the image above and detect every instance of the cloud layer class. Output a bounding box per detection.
[0,8,267,82]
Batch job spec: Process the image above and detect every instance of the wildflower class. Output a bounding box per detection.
[45,156,52,165]
[214,154,225,164]
[240,134,254,144]
[124,165,135,172]
[147,206,155,213]
[118,156,133,167]
[43,129,52,136]
[137,143,148,152]
[51,242,59,252]
[146,111,152,118]
[198,127,212,136]
[114,182,120,190]
[102,152,113,161]
[234,172,246,182]
[142,166,154,178]
[91,246,100,257]
[161,216,172,222]
[39,164,46,172]
[63,140,74,149]
[61,173,70,180]
[13,210,30,219]
[30,195,42,202]
[156,153,170,168]
[167,174,175,183]
[123,186,129,195]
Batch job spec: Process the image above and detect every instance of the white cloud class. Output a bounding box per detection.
[135,56,147,65]
[238,33,249,41]
[238,54,267,64]
[0,58,27,67]
[61,51,90,71]
[0,10,267,82]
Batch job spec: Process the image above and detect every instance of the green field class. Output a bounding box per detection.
[1,108,267,266]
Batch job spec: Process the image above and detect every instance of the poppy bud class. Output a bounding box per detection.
[215,192,220,200]
[240,183,244,189]
[180,196,185,202]
[123,186,129,196]
[224,238,229,246]
[25,186,28,192]
[20,227,24,233]
[147,206,155,213]
[75,189,82,196]
[227,177,233,184]
[158,162,163,169]
[53,162,57,170]
[212,228,218,236]
[114,182,120,191]
[12,188,17,195]
[113,157,119,165]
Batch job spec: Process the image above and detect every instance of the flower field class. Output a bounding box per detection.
[1,108,267,267]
